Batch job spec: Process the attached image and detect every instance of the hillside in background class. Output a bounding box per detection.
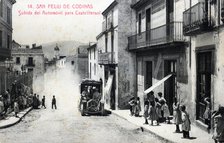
[41,41,86,60]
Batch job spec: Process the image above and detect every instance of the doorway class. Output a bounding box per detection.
[164,60,177,115]
[145,61,152,90]
[196,52,211,124]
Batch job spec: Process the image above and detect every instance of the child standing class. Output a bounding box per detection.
[161,100,171,124]
[203,97,211,133]
[144,100,149,124]
[149,101,159,125]
[134,97,141,117]
[173,97,182,133]
[14,100,19,118]
[155,98,162,123]
[128,97,135,116]
[181,105,191,139]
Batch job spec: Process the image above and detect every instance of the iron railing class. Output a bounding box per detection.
[183,2,213,35]
[98,52,115,65]
[128,22,184,50]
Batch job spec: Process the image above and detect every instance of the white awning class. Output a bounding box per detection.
[103,75,114,102]
[144,74,172,94]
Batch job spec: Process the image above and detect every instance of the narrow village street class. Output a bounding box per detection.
[0,67,166,143]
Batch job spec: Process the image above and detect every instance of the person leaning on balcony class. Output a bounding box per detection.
[212,106,224,143]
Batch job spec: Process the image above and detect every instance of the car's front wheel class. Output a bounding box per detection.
[100,103,105,116]
[80,103,85,116]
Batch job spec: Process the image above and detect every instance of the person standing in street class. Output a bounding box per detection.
[128,97,135,116]
[52,95,57,109]
[14,100,19,118]
[181,105,191,139]
[203,97,211,133]
[41,96,46,109]
[212,106,224,143]
[173,97,182,133]
[0,96,4,118]
[149,101,159,126]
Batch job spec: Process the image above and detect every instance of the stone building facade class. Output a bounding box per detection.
[11,44,45,93]
[183,0,224,131]
[95,0,136,110]
[128,0,189,114]
[66,45,88,81]
[0,0,15,61]
[0,0,16,94]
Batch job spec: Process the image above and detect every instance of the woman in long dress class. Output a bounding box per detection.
[173,97,182,133]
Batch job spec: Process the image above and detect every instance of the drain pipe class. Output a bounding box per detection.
[189,0,192,68]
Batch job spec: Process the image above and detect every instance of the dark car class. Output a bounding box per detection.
[78,79,104,116]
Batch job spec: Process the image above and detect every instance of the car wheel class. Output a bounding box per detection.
[101,103,105,116]
[80,103,85,116]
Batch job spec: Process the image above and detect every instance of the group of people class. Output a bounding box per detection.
[0,89,33,118]
[128,91,191,139]
[81,86,101,101]
[128,92,224,142]
[32,94,57,110]
[0,92,58,119]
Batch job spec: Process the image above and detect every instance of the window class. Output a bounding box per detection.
[89,49,91,60]
[7,35,10,49]
[89,62,91,78]
[7,7,10,24]
[94,48,96,60]
[16,57,20,64]
[0,0,2,17]
[107,15,112,29]
[71,61,74,65]
[28,57,34,65]
[94,63,96,75]
[138,13,142,34]
[105,34,108,52]
[0,31,2,48]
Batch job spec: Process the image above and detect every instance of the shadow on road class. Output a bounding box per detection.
[81,109,112,117]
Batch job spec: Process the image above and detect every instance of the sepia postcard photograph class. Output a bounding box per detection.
[0,0,224,142]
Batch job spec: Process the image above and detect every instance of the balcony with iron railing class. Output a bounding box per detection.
[102,21,113,33]
[25,60,35,67]
[183,2,214,36]
[98,52,116,65]
[131,0,148,9]
[128,22,185,51]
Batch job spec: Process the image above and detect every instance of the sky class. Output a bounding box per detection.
[12,0,114,45]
